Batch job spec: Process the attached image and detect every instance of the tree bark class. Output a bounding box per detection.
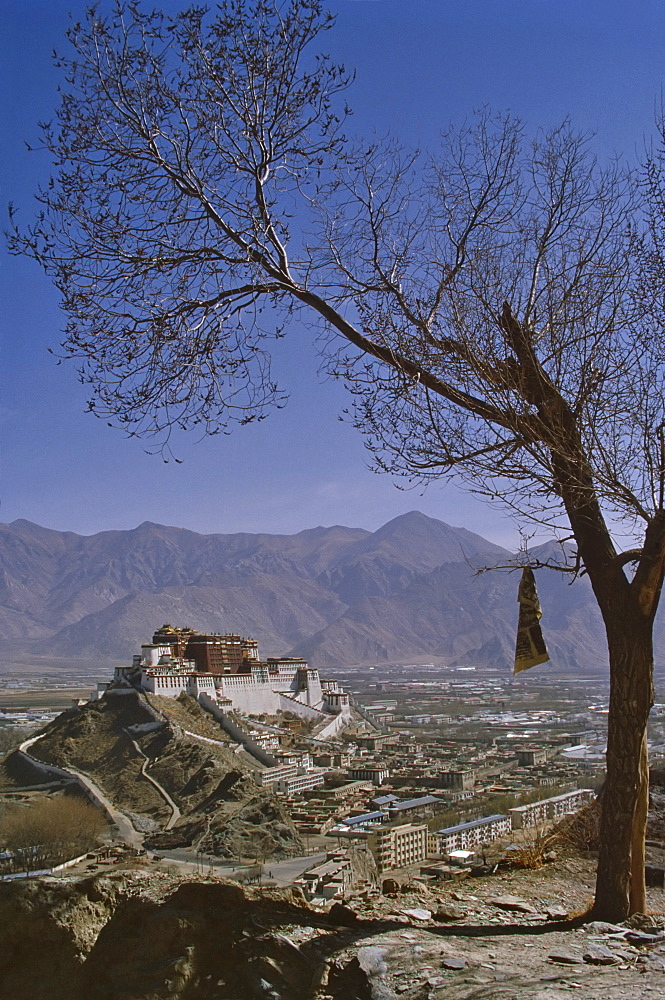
[593,621,653,921]
[629,731,649,914]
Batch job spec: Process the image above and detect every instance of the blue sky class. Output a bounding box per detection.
[2,0,665,545]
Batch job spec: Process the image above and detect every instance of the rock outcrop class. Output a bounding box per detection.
[1,861,664,1000]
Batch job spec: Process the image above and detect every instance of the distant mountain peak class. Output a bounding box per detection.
[0,512,614,674]
[5,519,82,539]
[9,518,51,530]
[373,510,436,528]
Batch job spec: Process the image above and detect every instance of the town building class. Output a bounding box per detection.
[307,780,374,802]
[508,788,595,829]
[516,748,550,766]
[367,822,429,872]
[438,769,476,790]
[347,763,390,785]
[312,751,353,769]
[384,794,443,819]
[294,851,354,900]
[339,810,386,831]
[354,733,394,751]
[433,814,511,854]
[274,769,327,798]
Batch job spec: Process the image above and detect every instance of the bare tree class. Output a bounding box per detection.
[0,794,107,871]
[9,0,665,920]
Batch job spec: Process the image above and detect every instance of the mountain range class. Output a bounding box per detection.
[0,511,650,675]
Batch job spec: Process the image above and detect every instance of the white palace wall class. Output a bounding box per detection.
[114,633,350,726]
[277,693,325,721]
[216,674,281,715]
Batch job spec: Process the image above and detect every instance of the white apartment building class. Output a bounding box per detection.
[367,823,429,872]
[508,789,595,830]
[434,814,511,854]
[274,768,327,798]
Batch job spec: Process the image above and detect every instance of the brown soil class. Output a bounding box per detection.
[147,693,235,743]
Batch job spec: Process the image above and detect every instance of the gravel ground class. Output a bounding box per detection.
[322,850,665,1000]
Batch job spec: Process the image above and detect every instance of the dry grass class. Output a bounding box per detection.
[551,800,601,853]
[149,693,233,743]
[505,823,558,869]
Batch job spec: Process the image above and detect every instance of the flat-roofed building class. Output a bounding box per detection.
[434,814,511,854]
[294,851,353,900]
[516,748,549,766]
[307,780,373,801]
[355,733,394,751]
[274,768,327,798]
[348,764,390,785]
[312,752,353,769]
[509,788,594,829]
[367,823,429,873]
[439,770,475,790]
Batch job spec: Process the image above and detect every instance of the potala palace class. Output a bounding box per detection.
[112,624,351,724]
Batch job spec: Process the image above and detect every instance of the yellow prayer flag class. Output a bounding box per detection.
[514,566,550,674]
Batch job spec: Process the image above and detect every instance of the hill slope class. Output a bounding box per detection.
[0,848,664,1000]
[20,689,301,859]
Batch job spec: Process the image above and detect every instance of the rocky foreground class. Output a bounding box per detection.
[1,850,664,1000]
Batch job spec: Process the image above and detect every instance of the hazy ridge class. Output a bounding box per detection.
[0,511,638,673]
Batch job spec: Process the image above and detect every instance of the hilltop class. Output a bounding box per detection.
[6,688,302,860]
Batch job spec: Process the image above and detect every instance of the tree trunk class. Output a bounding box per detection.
[629,731,649,914]
[593,621,654,921]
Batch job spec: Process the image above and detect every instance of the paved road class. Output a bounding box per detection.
[156,847,327,886]
[66,766,144,849]
[126,732,181,830]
